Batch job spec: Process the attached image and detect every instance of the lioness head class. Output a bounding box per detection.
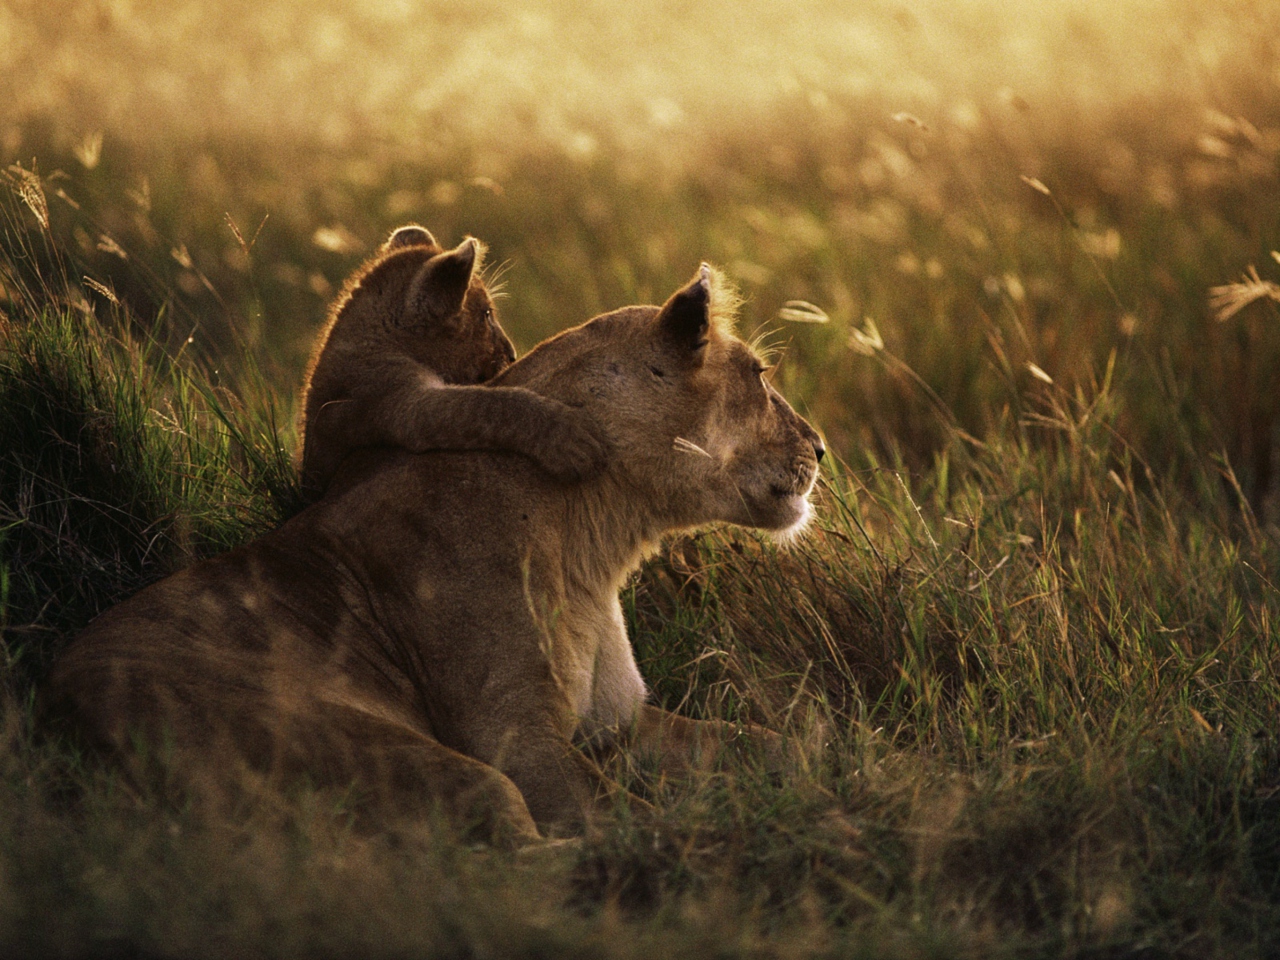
[494,266,824,536]
[328,224,515,385]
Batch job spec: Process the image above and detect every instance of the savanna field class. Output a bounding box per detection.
[3,0,1280,955]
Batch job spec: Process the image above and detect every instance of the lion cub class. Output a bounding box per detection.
[299,225,606,498]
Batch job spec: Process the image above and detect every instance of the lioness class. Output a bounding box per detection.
[298,224,606,498]
[47,266,824,843]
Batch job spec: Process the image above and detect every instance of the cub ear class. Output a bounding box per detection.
[658,263,712,359]
[382,224,437,252]
[404,238,477,324]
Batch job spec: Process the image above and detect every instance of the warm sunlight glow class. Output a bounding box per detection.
[5,0,1277,167]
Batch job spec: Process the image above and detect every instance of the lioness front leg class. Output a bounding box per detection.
[622,703,791,779]
[472,726,638,836]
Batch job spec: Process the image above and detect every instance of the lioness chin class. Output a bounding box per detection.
[47,265,824,844]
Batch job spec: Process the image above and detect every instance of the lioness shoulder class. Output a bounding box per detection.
[298,225,607,498]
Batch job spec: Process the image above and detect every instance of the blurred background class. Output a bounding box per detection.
[3,0,1280,507]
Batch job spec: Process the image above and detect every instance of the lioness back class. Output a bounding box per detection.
[298,225,606,499]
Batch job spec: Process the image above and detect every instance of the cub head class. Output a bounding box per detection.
[496,266,825,537]
[328,224,515,384]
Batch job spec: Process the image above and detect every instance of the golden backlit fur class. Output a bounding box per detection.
[46,266,824,843]
[298,224,607,499]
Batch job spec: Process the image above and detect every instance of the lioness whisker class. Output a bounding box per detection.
[673,437,712,458]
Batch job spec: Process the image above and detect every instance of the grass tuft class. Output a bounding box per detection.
[0,196,299,688]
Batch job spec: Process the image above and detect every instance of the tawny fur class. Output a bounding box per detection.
[47,266,825,844]
[298,224,607,499]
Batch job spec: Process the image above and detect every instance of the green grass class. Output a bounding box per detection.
[3,1,1280,954]
[0,203,302,689]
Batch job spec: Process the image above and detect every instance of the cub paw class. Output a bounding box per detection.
[528,406,610,482]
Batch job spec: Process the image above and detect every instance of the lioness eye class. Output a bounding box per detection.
[752,361,771,376]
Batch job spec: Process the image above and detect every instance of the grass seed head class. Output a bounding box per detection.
[6,164,49,230]
[1208,265,1280,321]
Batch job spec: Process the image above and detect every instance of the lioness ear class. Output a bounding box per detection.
[658,263,712,360]
[404,238,477,324]
[383,224,437,252]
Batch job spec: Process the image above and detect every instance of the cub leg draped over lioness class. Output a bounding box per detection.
[298,225,608,498]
